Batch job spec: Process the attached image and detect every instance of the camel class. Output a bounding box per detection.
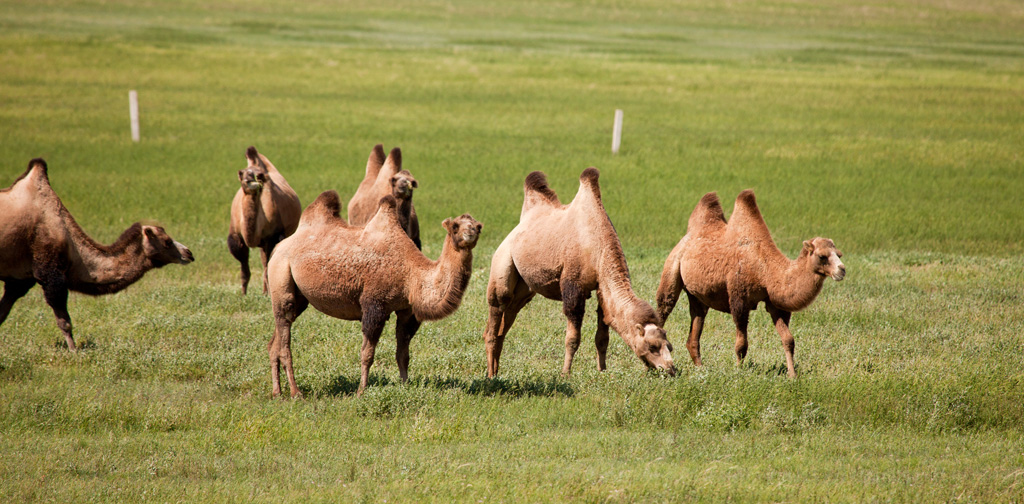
[227,146,301,295]
[483,168,676,378]
[266,191,482,397]
[655,190,846,378]
[0,158,194,351]
[346,145,421,249]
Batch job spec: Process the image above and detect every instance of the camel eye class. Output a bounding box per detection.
[819,254,828,262]
[649,345,659,353]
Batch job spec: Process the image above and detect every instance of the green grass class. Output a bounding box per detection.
[2,0,1023,501]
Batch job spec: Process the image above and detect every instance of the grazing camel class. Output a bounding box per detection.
[266,191,482,397]
[656,190,846,377]
[227,146,301,295]
[483,168,676,378]
[0,158,194,351]
[346,145,421,249]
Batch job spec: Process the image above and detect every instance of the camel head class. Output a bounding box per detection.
[631,323,676,376]
[442,214,483,251]
[803,237,845,281]
[239,146,268,195]
[390,170,418,200]
[142,225,194,266]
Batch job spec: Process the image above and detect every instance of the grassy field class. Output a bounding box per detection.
[2,0,1023,501]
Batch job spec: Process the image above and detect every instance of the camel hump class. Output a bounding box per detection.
[29,158,48,173]
[731,189,765,224]
[522,171,561,210]
[377,194,398,212]
[688,191,727,230]
[365,143,386,176]
[381,147,402,174]
[300,190,345,227]
[578,167,602,200]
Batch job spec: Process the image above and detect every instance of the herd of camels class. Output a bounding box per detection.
[0,145,845,396]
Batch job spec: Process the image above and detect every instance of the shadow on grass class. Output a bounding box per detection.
[316,374,574,398]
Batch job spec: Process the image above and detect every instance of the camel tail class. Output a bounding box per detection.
[300,190,346,227]
[522,171,561,211]
[687,191,727,231]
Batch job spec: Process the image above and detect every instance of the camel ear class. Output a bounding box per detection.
[411,179,418,188]
[237,170,245,182]
[256,172,268,183]
[635,323,644,336]
[802,240,814,255]
[143,226,158,240]
[442,218,454,233]
[836,249,843,259]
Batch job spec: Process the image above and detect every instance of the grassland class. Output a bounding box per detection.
[1,0,1023,502]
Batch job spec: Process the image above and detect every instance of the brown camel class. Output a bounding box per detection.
[483,168,676,378]
[227,146,301,295]
[346,144,421,249]
[656,190,846,378]
[266,191,482,397]
[0,158,194,351]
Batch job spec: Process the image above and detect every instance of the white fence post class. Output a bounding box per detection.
[611,109,623,154]
[129,90,140,142]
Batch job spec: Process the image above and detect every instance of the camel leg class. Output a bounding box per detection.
[0,279,36,326]
[594,301,610,371]
[766,303,797,378]
[686,293,708,366]
[483,244,533,378]
[655,257,684,324]
[395,309,421,382]
[39,281,75,351]
[560,282,587,376]
[269,275,307,398]
[227,233,250,295]
[358,303,388,396]
[730,307,750,368]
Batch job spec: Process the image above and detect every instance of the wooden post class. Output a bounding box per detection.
[611,109,623,154]
[129,90,140,142]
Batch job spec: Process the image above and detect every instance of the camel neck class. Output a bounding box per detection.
[409,235,473,321]
[240,189,266,247]
[766,254,826,312]
[597,253,660,340]
[67,224,152,294]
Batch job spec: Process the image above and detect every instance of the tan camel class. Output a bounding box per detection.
[483,168,676,378]
[266,191,482,397]
[228,146,301,294]
[656,190,846,377]
[0,158,194,351]
[346,145,421,249]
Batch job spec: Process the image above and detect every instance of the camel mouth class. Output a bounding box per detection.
[244,180,263,192]
[832,266,846,281]
[178,245,195,264]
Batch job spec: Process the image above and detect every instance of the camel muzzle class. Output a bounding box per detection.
[832,265,846,281]
[178,244,195,264]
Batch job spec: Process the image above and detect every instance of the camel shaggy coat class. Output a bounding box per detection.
[346,145,420,249]
[656,190,845,377]
[0,158,194,350]
[266,191,481,397]
[483,168,676,377]
[228,146,301,294]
